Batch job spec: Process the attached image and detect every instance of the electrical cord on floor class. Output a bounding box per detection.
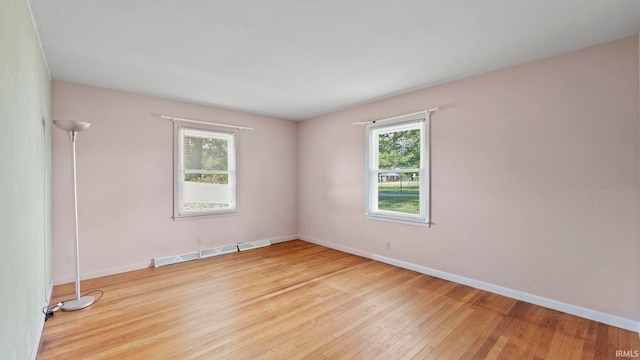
[42,302,63,321]
[81,289,105,303]
[42,289,104,321]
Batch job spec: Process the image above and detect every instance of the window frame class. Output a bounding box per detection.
[173,123,237,220]
[365,112,430,226]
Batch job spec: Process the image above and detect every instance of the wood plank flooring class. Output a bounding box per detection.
[38,240,639,359]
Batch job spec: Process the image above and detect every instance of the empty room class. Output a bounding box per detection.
[2,0,640,359]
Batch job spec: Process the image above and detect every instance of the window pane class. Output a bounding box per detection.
[177,127,236,217]
[378,129,420,169]
[184,174,228,184]
[183,136,228,171]
[184,201,230,211]
[377,172,420,214]
[182,178,232,211]
[365,114,429,224]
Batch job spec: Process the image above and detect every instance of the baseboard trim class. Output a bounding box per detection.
[53,261,151,285]
[32,282,53,360]
[373,253,640,333]
[296,235,639,333]
[299,235,373,259]
[53,235,301,285]
[269,235,298,244]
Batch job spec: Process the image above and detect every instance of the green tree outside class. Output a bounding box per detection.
[378,129,420,169]
[377,129,421,214]
[184,136,228,184]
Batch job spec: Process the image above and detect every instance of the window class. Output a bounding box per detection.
[174,126,236,218]
[365,112,429,225]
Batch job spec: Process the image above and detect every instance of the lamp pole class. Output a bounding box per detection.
[53,120,96,311]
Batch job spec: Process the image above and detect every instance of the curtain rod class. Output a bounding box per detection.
[351,108,438,125]
[158,115,254,131]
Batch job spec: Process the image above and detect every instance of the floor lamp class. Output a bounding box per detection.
[54,120,96,311]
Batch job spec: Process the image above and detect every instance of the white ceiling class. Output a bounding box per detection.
[30,0,640,121]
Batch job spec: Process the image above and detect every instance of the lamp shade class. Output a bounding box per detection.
[53,120,91,132]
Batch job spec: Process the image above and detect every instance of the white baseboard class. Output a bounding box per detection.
[269,235,298,244]
[298,235,373,259]
[53,261,151,285]
[50,234,639,334]
[32,282,53,360]
[373,253,640,333]
[296,235,638,333]
[53,235,301,285]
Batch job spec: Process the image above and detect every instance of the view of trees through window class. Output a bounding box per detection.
[180,131,234,212]
[184,136,228,185]
[377,129,421,215]
[378,129,420,169]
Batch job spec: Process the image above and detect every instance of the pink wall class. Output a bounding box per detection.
[298,36,640,321]
[52,82,298,283]
[52,36,639,326]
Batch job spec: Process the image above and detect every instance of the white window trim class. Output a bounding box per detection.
[365,111,430,226]
[173,123,237,220]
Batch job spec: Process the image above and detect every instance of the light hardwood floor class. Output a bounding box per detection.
[38,240,639,359]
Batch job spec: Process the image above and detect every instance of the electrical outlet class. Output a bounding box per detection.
[197,237,203,245]
[385,241,391,250]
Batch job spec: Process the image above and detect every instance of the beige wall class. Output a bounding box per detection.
[52,81,298,283]
[298,36,640,322]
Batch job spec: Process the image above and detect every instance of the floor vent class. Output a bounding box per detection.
[200,245,239,259]
[154,240,267,267]
[238,239,271,251]
[153,251,200,268]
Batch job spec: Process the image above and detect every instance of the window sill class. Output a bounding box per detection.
[173,210,238,221]
[365,213,432,227]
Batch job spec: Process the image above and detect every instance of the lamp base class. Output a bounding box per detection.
[61,295,96,311]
